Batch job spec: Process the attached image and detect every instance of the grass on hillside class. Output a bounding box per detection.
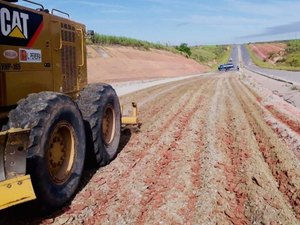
[190,45,232,69]
[246,40,300,71]
[89,33,178,53]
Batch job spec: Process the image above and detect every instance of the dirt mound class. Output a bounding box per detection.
[87,45,209,83]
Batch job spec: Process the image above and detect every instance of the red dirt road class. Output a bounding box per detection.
[1,73,300,225]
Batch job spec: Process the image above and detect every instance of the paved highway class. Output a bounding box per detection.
[237,45,300,84]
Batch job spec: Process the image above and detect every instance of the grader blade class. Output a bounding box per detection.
[0,128,30,179]
[0,175,36,210]
[121,102,141,130]
[0,133,6,181]
[0,129,36,210]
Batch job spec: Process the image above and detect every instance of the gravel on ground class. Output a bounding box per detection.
[1,72,299,225]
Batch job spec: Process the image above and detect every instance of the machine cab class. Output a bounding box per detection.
[0,0,87,110]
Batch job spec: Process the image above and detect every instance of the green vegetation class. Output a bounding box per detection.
[286,40,300,54]
[246,40,300,71]
[284,40,300,67]
[90,33,177,52]
[285,52,300,67]
[175,43,192,56]
[190,45,232,68]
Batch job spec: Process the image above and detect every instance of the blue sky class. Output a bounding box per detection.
[20,0,300,45]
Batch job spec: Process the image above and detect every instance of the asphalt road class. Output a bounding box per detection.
[237,44,300,84]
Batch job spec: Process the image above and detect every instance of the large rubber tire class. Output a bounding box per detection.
[8,92,86,211]
[77,83,121,166]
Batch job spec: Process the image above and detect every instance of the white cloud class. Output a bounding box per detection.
[240,21,300,38]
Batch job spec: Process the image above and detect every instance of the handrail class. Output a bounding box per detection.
[22,0,44,10]
[51,9,70,19]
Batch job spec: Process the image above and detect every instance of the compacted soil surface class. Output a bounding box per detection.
[1,72,300,225]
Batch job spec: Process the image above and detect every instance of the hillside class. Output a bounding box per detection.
[190,45,231,68]
[247,40,300,71]
[87,45,209,84]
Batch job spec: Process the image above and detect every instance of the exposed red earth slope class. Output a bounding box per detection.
[249,43,286,62]
[87,45,209,83]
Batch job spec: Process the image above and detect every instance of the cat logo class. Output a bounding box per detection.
[0,3,43,47]
[0,7,29,39]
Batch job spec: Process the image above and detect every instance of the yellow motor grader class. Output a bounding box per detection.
[0,0,137,211]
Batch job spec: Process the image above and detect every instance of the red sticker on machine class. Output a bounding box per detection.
[19,48,42,63]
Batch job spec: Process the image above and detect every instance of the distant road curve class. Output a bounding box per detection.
[238,44,300,84]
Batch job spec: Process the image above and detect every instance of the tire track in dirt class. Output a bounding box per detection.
[120,76,213,132]
[264,104,300,136]
[194,76,251,224]
[241,76,300,161]
[112,78,217,224]
[60,78,216,224]
[1,73,300,225]
[121,76,208,108]
[82,86,200,224]
[213,77,250,225]
[216,76,296,224]
[192,77,236,224]
[242,80,300,136]
[265,117,300,161]
[134,78,218,224]
[231,76,300,221]
[135,97,204,225]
